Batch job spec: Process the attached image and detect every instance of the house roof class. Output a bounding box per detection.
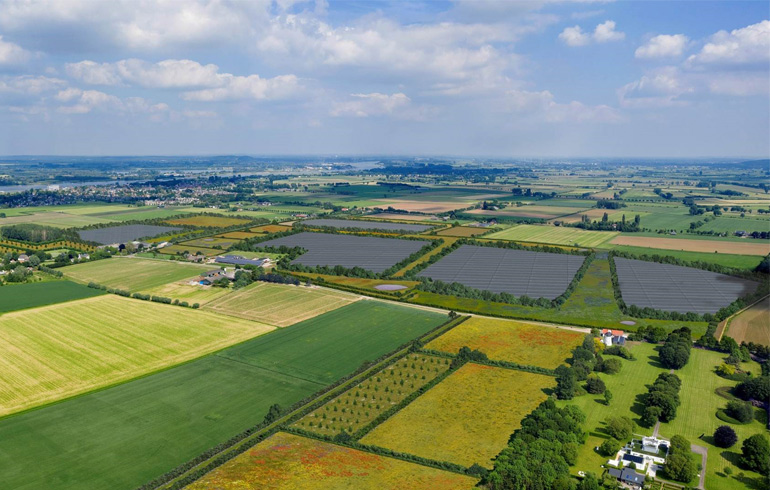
[623,453,645,465]
[608,468,622,478]
[215,255,267,266]
[620,468,645,484]
[602,329,625,336]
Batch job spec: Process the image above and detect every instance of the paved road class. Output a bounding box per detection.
[691,443,708,490]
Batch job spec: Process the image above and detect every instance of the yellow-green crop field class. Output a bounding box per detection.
[360,363,552,468]
[217,231,261,239]
[186,432,478,490]
[204,282,359,327]
[293,353,451,437]
[62,257,216,291]
[0,295,274,417]
[426,317,584,369]
[144,280,232,305]
[159,244,219,256]
[165,215,251,227]
[486,224,618,247]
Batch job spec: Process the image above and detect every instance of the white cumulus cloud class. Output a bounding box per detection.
[635,34,689,59]
[559,20,624,46]
[0,35,30,64]
[687,20,770,66]
[330,92,411,118]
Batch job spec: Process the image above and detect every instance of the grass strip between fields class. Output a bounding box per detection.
[147,315,470,490]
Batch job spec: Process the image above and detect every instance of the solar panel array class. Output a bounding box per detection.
[259,232,427,273]
[78,225,180,245]
[416,244,587,299]
[614,257,759,314]
[301,218,431,233]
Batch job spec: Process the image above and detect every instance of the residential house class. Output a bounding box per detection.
[607,468,645,488]
[17,254,29,263]
[601,329,627,347]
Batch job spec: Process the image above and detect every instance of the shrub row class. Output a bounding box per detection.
[85,282,199,309]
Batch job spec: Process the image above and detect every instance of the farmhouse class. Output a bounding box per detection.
[607,437,669,479]
[607,468,645,488]
[601,329,627,346]
[199,268,234,285]
[17,254,29,263]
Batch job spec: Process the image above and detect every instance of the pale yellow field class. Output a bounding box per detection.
[426,317,583,369]
[726,296,770,346]
[0,295,274,417]
[144,280,233,305]
[610,235,770,255]
[186,432,478,490]
[204,282,359,327]
[361,364,552,468]
[373,200,472,213]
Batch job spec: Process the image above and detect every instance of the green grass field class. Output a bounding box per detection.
[486,224,618,247]
[361,364,552,468]
[62,257,216,291]
[555,342,667,476]
[0,301,447,490]
[659,349,768,490]
[0,280,104,313]
[204,282,359,327]
[0,295,274,417]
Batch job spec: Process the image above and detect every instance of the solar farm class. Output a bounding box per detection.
[301,218,433,233]
[259,232,429,273]
[78,224,181,245]
[417,244,587,299]
[614,257,760,314]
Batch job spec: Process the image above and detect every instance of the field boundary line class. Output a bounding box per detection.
[716,293,770,341]
[145,314,467,490]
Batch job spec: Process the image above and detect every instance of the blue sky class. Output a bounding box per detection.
[0,0,767,157]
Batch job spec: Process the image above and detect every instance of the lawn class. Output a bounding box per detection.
[0,295,274,417]
[62,257,216,291]
[409,258,708,336]
[425,317,584,369]
[0,301,447,490]
[361,364,552,468]
[293,353,451,437]
[486,224,618,247]
[204,282,359,327]
[659,349,768,490]
[725,297,770,346]
[555,342,666,476]
[165,215,252,227]
[186,432,478,490]
[179,236,240,248]
[0,280,104,313]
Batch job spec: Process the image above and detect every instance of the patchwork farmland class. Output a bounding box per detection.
[361,363,552,467]
[186,432,477,490]
[613,257,759,314]
[0,301,448,490]
[204,282,359,326]
[259,232,430,273]
[425,317,584,369]
[0,295,275,416]
[417,244,587,299]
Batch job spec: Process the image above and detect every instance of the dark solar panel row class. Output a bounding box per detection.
[416,245,587,300]
[301,218,431,233]
[614,257,759,314]
[78,225,180,245]
[258,232,427,273]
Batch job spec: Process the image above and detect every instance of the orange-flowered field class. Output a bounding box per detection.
[425,317,583,369]
[185,432,478,490]
[251,224,293,234]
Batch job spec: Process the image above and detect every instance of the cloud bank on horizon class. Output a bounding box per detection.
[0,0,767,157]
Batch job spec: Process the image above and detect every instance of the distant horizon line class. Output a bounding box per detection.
[0,154,767,161]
